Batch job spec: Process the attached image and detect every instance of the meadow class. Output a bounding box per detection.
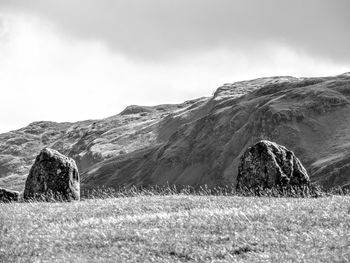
[1,188,350,262]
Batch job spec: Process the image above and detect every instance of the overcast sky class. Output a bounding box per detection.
[0,0,349,133]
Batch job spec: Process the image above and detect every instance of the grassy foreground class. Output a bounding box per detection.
[1,195,350,262]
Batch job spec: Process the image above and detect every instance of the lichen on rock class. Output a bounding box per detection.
[237,140,310,189]
[23,148,80,201]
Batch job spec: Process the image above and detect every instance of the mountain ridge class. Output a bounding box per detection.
[1,73,350,191]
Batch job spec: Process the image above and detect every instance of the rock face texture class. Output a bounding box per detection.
[236,140,310,189]
[23,148,80,201]
[0,188,19,202]
[1,72,350,191]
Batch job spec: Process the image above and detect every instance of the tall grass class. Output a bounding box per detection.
[6,183,349,203]
[81,183,350,200]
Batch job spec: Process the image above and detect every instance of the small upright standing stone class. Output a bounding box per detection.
[237,140,309,189]
[0,188,19,202]
[23,148,80,201]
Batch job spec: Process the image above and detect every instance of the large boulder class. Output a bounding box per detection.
[237,140,309,189]
[23,148,80,201]
[0,188,19,202]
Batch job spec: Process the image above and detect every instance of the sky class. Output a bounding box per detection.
[0,0,349,133]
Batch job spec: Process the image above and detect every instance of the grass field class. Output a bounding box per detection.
[1,195,350,262]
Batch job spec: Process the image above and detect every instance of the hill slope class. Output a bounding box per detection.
[0,98,209,191]
[1,73,350,190]
[83,73,350,189]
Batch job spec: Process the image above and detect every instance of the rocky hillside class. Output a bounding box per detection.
[0,98,209,191]
[1,73,350,191]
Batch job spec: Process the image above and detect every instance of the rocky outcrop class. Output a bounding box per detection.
[120,105,154,115]
[0,188,19,202]
[23,148,80,201]
[236,140,310,189]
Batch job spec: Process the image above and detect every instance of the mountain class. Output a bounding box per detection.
[1,73,350,191]
[0,98,208,191]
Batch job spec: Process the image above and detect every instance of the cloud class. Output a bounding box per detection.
[0,3,349,133]
[1,0,350,62]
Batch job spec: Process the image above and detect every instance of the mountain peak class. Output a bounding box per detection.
[213,76,299,101]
